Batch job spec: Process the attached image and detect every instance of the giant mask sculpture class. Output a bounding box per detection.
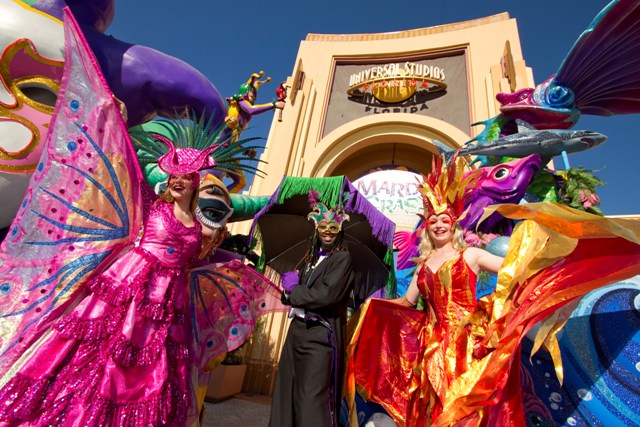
[0,1,65,228]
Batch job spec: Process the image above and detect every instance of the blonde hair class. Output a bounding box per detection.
[417,221,467,261]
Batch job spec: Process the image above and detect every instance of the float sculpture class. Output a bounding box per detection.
[222,71,286,192]
[455,0,640,206]
[0,0,225,229]
[1,0,285,230]
[358,1,640,425]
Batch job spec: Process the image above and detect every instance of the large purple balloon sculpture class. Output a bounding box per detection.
[30,0,227,127]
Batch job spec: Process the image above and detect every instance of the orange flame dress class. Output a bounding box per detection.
[345,203,640,427]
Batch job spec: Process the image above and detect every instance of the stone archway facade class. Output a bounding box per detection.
[231,12,535,396]
[235,12,533,222]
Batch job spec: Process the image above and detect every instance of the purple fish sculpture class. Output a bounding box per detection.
[497,0,640,131]
[460,154,542,235]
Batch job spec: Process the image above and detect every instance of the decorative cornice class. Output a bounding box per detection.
[305,13,510,42]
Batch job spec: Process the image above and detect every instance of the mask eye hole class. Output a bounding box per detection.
[198,198,233,225]
[16,82,58,108]
[492,167,509,181]
[202,207,225,222]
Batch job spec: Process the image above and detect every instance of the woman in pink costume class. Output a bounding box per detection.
[0,10,283,425]
[0,138,230,426]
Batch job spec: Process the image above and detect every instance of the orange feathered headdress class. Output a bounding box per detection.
[419,153,479,222]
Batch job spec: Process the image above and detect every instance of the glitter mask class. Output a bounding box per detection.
[317,221,341,234]
[306,191,350,232]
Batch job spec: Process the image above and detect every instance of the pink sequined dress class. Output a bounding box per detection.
[0,201,203,426]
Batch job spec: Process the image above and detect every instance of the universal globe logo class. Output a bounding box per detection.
[347,62,447,103]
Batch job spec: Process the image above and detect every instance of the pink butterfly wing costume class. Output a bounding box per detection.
[1,201,202,425]
[0,7,286,426]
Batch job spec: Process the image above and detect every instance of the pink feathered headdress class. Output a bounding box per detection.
[153,133,217,175]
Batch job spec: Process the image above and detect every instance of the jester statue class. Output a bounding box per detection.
[345,154,640,427]
[0,9,283,426]
[222,71,286,193]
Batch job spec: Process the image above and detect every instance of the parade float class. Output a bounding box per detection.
[0,0,283,232]
[0,2,286,423]
[455,2,640,424]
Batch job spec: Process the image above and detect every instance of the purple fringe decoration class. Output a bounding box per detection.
[343,179,395,247]
[248,178,285,242]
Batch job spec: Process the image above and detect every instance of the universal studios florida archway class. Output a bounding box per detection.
[231,12,535,395]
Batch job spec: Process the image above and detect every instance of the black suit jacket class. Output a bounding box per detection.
[288,250,354,322]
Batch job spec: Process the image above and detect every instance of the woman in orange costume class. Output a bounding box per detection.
[345,155,640,427]
[389,180,503,425]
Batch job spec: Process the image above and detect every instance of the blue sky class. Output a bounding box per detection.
[108,0,638,215]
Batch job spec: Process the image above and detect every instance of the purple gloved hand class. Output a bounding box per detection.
[281,271,300,293]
